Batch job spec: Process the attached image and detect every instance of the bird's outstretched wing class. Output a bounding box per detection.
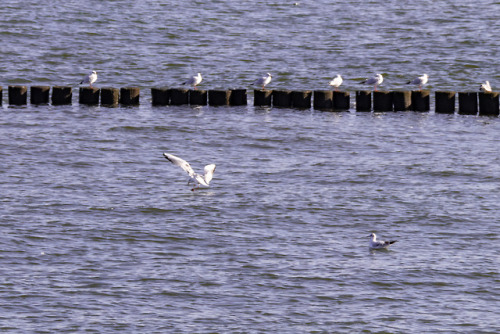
[203,164,216,185]
[163,153,195,178]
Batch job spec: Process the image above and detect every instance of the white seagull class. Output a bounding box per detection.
[407,73,428,90]
[361,73,383,91]
[253,73,272,90]
[368,233,397,250]
[480,80,492,93]
[182,73,203,89]
[329,74,343,91]
[80,71,98,88]
[163,152,216,191]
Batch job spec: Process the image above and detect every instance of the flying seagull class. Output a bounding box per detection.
[368,233,397,250]
[480,80,492,93]
[329,74,343,91]
[163,152,216,191]
[361,73,383,91]
[253,73,272,89]
[407,73,428,90]
[80,71,98,88]
[182,73,203,89]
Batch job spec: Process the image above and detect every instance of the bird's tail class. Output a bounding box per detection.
[389,240,397,245]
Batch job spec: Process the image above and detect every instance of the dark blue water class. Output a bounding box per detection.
[1,1,500,332]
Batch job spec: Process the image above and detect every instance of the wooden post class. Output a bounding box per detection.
[435,91,455,114]
[478,92,499,116]
[79,87,100,105]
[356,91,371,112]
[272,90,292,108]
[313,90,333,110]
[101,88,119,106]
[8,86,27,105]
[254,89,272,106]
[229,89,247,106]
[151,88,170,106]
[393,91,412,111]
[190,89,208,105]
[51,86,72,105]
[458,92,478,115]
[411,90,430,112]
[333,91,350,110]
[30,86,50,104]
[120,87,140,105]
[373,91,393,111]
[169,88,189,105]
[291,90,312,109]
[209,90,231,106]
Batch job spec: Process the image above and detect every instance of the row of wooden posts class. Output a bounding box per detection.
[1,85,499,115]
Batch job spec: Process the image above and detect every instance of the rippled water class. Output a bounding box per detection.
[1,1,500,333]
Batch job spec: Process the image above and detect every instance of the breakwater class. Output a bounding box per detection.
[2,85,499,116]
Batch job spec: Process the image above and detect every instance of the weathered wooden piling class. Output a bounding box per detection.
[170,88,189,105]
[8,86,27,105]
[458,92,478,115]
[435,91,455,114]
[393,91,412,111]
[30,86,50,104]
[291,90,312,109]
[190,89,208,105]
[272,90,292,108]
[356,91,371,112]
[209,90,231,106]
[254,89,272,106]
[0,86,2,105]
[373,91,393,111]
[313,90,333,110]
[51,86,72,105]
[101,87,119,106]
[333,91,350,110]
[151,88,170,106]
[411,90,430,112]
[229,89,247,106]
[120,87,140,105]
[79,87,100,105]
[478,92,499,116]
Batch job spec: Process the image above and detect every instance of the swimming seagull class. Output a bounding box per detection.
[407,73,428,90]
[480,80,492,93]
[163,152,216,191]
[182,73,203,89]
[253,73,272,90]
[80,71,98,88]
[329,74,343,91]
[361,73,383,91]
[368,233,397,250]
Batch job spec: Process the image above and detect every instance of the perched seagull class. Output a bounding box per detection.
[329,74,343,91]
[253,73,272,90]
[163,152,216,191]
[368,233,397,250]
[80,71,98,88]
[407,73,428,90]
[480,80,492,93]
[361,73,383,91]
[182,73,203,89]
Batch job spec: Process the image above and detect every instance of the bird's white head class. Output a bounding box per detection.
[267,73,272,77]
[369,233,376,239]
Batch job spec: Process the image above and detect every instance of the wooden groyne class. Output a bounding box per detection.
[1,85,499,116]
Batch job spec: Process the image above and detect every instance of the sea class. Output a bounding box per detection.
[1,0,499,333]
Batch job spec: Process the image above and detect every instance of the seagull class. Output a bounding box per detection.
[407,73,428,90]
[80,71,98,88]
[480,80,492,93]
[361,73,383,91]
[368,233,397,250]
[253,73,272,90]
[163,152,216,191]
[182,73,203,89]
[329,74,343,91]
